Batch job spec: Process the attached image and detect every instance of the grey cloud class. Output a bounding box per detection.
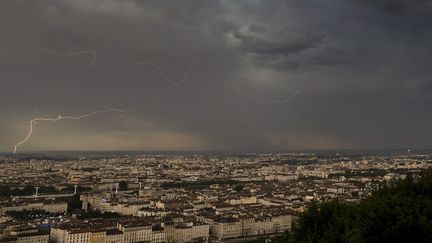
[233,28,324,56]
[0,0,432,152]
[231,24,333,71]
[359,0,432,13]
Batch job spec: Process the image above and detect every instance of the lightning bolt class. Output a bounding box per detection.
[22,34,138,80]
[239,89,302,104]
[13,107,137,154]
[239,80,379,105]
[131,59,201,87]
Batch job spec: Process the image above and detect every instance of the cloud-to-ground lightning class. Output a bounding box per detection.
[239,88,302,104]
[13,107,137,154]
[239,79,380,105]
[22,34,138,80]
[131,59,201,87]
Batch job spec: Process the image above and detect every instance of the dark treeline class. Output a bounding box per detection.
[274,169,432,243]
[158,179,266,190]
[77,210,122,220]
[0,185,35,196]
[6,209,63,219]
[0,185,91,197]
[160,179,241,189]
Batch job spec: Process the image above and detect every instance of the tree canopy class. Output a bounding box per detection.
[283,170,432,243]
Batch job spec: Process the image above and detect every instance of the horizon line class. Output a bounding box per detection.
[1,148,430,154]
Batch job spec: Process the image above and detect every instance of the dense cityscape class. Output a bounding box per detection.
[1,151,431,242]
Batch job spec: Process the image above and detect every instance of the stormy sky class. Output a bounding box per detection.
[1,0,432,153]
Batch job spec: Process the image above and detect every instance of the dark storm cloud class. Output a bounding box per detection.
[0,0,432,152]
[360,0,432,13]
[233,28,323,56]
[231,25,329,71]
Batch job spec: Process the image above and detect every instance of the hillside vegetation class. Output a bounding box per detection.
[281,169,432,243]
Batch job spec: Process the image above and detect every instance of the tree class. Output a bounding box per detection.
[290,169,432,243]
[39,186,57,194]
[0,185,11,196]
[234,184,244,192]
[22,185,35,195]
[119,181,128,190]
[77,210,122,219]
[68,194,82,211]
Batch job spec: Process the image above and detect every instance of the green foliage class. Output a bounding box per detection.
[61,185,92,193]
[77,210,122,219]
[0,184,91,197]
[68,194,82,211]
[6,209,62,219]
[0,185,35,196]
[290,169,432,243]
[160,179,241,189]
[38,186,57,194]
[0,185,11,196]
[22,185,35,195]
[119,181,128,190]
[234,184,244,192]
